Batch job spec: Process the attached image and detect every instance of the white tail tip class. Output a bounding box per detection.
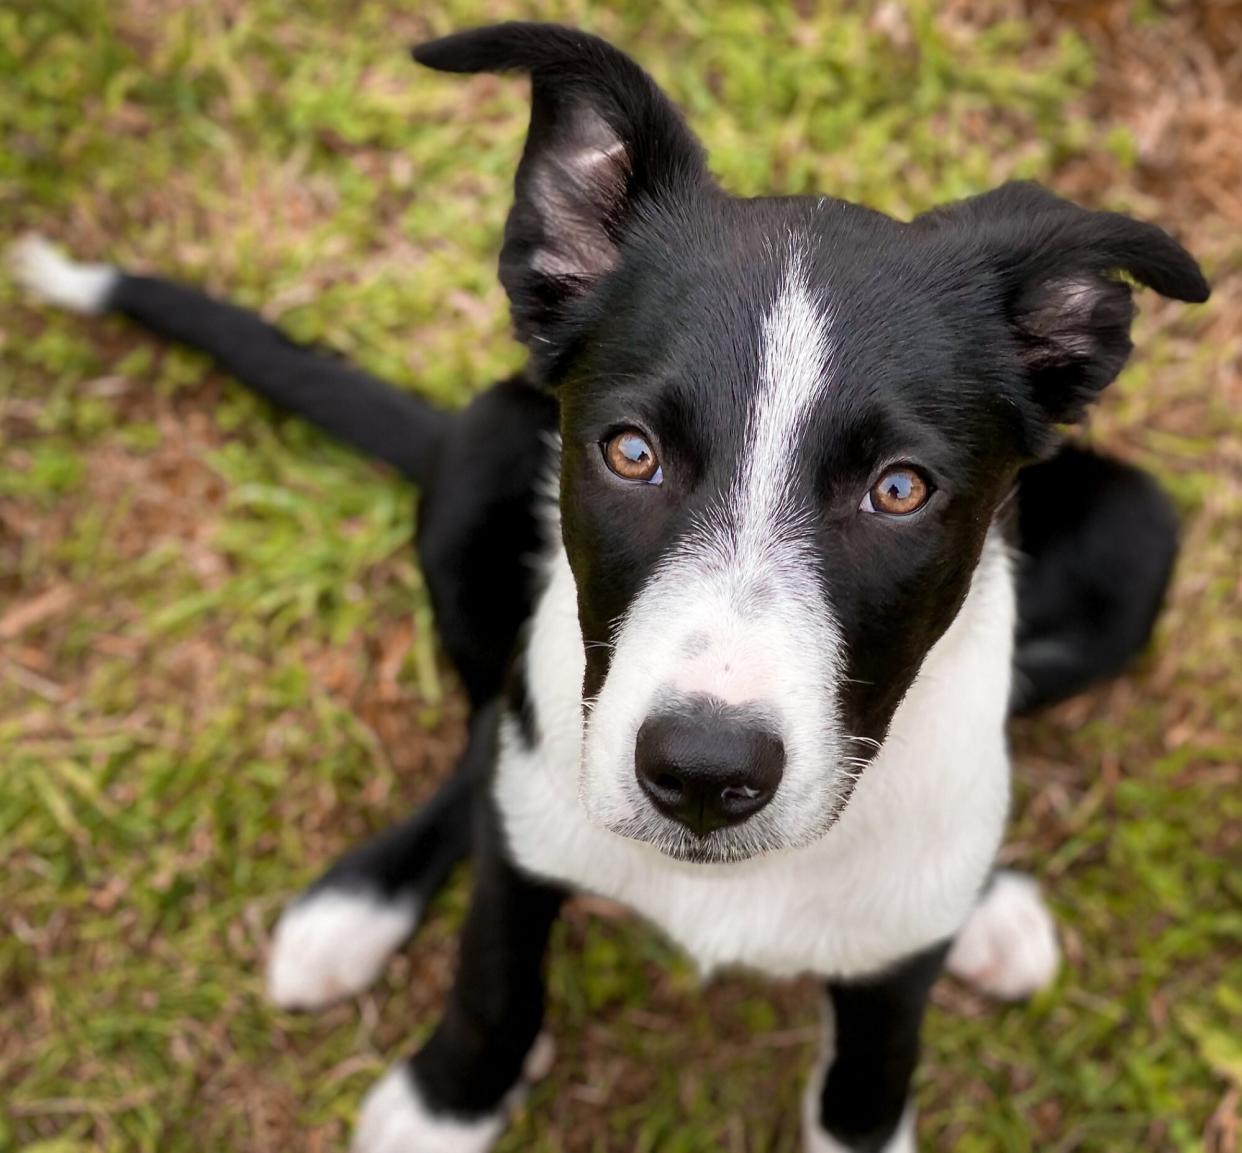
[8,233,119,315]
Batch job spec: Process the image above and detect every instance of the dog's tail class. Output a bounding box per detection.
[8,235,450,486]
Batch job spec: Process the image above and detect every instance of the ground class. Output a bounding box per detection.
[1,2,1239,1151]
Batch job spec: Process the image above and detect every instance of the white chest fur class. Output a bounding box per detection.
[493,538,1015,979]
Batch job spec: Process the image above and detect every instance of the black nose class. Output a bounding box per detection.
[634,706,785,837]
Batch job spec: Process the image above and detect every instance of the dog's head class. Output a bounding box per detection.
[415,24,1207,863]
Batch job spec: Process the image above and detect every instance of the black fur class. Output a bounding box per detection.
[108,265,554,706]
[109,274,448,483]
[414,24,711,377]
[299,703,493,909]
[409,732,564,1114]
[414,377,556,705]
[916,181,1208,434]
[1011,444,1181,713]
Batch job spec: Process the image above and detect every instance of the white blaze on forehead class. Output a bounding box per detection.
[735,242,834,534]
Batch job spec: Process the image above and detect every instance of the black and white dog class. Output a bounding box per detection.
[12,23,1206,1152]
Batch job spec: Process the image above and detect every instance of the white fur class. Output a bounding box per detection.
[801,1001,916,1152]
[8,234,119,315]
[352,1036,554,1153]
[946,870,1060,1000]
[801,998,840,1151]
[352,1065,503,1153]
[497,532,1014,979]
[267,889,419,1010]
[522,1032,557,1083]
[738,243,835,537]
[581,246,847,859]
[804,1108,916,1153]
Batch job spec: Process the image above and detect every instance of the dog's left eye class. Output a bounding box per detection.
[603,430,663,484]
[861,466,931,516]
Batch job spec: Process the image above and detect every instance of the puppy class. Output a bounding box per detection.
[11,22,1205,1152]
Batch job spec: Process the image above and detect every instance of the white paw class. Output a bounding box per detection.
[804,1106,916,1153]
[353,1065,504,1153]
[946,871,1060,1001]
[266,888,420,1010]
[802,1003,916,1152]
[8,233,119,314]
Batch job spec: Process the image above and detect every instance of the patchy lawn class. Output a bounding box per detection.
[1,2,1238,1151]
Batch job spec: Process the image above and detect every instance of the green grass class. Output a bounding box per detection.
[2,2,1239,1151]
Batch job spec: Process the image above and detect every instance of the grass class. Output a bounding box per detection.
[1,2,1239,1151]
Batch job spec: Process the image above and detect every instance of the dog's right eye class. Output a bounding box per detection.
[861,465,932,516]
[603,430,662,484]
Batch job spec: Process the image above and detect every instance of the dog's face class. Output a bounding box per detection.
[561,202,1029,861]
[416,24,1207,863]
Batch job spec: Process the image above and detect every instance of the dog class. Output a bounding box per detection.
[11,22,1206,1152]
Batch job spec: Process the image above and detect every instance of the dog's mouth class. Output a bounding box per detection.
[608,814,777,864]
[579,747,865,864]
[604,797,848,865]
[579,727,864,865]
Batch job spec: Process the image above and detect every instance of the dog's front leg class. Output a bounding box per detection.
[352,794,564,1153]
[803,943,949,1153]
[267,705,500,1011]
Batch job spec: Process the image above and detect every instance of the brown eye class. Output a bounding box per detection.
[603,430,662,484]
[863,466,931,516]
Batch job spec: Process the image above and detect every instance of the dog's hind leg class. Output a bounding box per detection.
[415,376,558,707]
[1011,444,1180,715]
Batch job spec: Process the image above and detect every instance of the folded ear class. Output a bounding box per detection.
[920,181,1209,425]
[414,23,712,376]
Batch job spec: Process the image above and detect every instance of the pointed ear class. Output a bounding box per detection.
[919,181,1209,424]
[414,23,712,376]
